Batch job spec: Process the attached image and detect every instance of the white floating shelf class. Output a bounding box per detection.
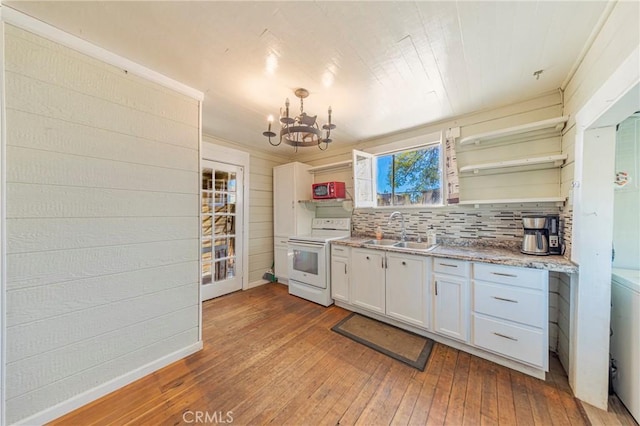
[458,116,569,146]
[307,160,352,173]
[458,197,566,207]
[459,154,568,174]
[298,199,353,211]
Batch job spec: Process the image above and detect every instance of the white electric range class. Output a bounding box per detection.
[287,218,351,306]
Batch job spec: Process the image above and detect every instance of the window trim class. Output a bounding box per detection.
[366,132,441,155]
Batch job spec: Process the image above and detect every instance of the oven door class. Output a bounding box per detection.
[287,240,327,289]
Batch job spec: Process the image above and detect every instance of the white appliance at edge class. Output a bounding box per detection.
[610,268,640,423]
[288,218,351,306]
[273,162,315,283]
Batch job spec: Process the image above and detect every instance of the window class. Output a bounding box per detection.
[353,137,443,208]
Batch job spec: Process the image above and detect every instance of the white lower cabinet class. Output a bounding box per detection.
[473,314,546,367]
[471,262,549,369]
[432,258,470,342]
[351,248,386,314]
[331,244,550,375]
[274,237,289,283]
[350,248,430,327]
[385,252,430,328]
[331,245,351,303]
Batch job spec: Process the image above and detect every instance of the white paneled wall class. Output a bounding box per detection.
[457,101,564,203]
[557,272,572,372]
[613,116,640,269]
[548,272,560,352]
[4,25,201,423]
[312,166,354,219]
[248,153,287,282]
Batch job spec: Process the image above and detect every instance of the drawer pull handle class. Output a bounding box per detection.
[491,272,517,278]
[402,261,406,266]
[493,332,518,341]
[492,296,518,303]
[366,256,370,260]
[344,264,347,274]
[439,263,458,268]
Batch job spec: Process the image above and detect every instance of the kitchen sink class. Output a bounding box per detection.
[363,239,398,246]
[363,239,439,252]
[393,241,439,251]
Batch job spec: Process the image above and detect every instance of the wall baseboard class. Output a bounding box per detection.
[245,279,269,290]
[16,341,203,425]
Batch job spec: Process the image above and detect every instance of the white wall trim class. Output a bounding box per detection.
[560,1,617,91]
[0,17,6,426]
[573,46,640,135]
[202,141,251,292]
[0,5,204,101]
[14,341,203,425]
[197,101,203,343]
[572,127,616,410]
[246,279,268,290]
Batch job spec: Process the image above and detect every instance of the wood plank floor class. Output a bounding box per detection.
[583,396,638,426]
[50,283,597,425]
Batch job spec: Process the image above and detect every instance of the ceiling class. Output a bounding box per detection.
[6,1,610,155]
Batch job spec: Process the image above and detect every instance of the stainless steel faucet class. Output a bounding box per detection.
[388,211,407,241]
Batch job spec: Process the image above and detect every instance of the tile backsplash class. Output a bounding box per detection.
[352,204,569,255]
[560,208,572,258]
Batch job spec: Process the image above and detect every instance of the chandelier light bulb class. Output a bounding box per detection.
[284,98,290,119]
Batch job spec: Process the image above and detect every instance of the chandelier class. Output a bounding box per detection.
[263,88,335,151]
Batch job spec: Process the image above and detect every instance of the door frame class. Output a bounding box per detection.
[200,159,244,300]
[570,46,639,409]
[202,141,250,294]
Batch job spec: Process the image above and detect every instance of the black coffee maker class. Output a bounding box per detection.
[521,215,562,255]
[546,214,562,255]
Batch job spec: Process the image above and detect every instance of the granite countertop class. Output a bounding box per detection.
[332,237,578,274]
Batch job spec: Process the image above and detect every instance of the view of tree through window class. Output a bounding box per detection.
[376,145,442,206]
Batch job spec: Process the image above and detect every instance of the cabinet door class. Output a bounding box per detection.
[385,253,429,328]
[433,273,469,342]
[274,239,289,283]
[273,162,313,237]
[273,165,295,237]
[331,256,350,303]
[351,248,385,314]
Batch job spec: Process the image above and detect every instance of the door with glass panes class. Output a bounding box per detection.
[201,161,243,300]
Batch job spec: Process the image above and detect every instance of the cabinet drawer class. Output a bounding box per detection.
[473,263,546,290]
[433,258,470,277]
[331,245,349,256]
[473,281,545,327]
[473,314,545,367]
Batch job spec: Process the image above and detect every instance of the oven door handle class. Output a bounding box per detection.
[288,241,325,249]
